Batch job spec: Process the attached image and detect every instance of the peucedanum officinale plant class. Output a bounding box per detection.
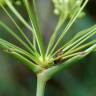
[0,0,96,96]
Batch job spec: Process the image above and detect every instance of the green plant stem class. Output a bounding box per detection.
[41,44,96,81]
[11,52,42,73]
[49,0,88,55]
[46,14,67,56]
[23,0,45,59]
[4,0,33,33]
[35,43,94,96]
[36,74,47,96]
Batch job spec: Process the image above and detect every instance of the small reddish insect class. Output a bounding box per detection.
[79,52,86,55]
[55,50,64,64]
[56,50,64,57]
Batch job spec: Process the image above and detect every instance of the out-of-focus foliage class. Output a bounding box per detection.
[52,0,85,18]
[0,0,96,96]
[0,0,21,6]
[0,0,5,5]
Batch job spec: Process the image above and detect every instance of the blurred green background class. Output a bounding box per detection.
[0,0,96,96]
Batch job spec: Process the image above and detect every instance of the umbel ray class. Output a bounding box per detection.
[0,0,96,96]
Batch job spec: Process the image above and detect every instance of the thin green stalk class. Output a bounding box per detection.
[46,13,67,56]
[52,40,96,60]
[63,40,96,56]
[0,21,34,54]
[49,40,96,62]
[15,49,40,65]
[23,0,45,59]
[63,31,96,53]
[36,74,47,96]
[5,0,44,57]
[33,0,40,50]
[61,24,96,49]
[11,52,42,73]
[1,5,34,50]
[1,5,40,57]
[4,0,40,56]
[61,29,96,53]
[40,44,96,81]
[49,52,80,63]
[69,35,96,51]
[49,0,88,55]
[51,27,96,58]
[0,38,40,64]
[0,41,43,72]
[4,0,33,33]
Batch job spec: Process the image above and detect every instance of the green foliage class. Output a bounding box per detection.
[0,0,96,96]
[0,0,5,5]
[0,0,21,6]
